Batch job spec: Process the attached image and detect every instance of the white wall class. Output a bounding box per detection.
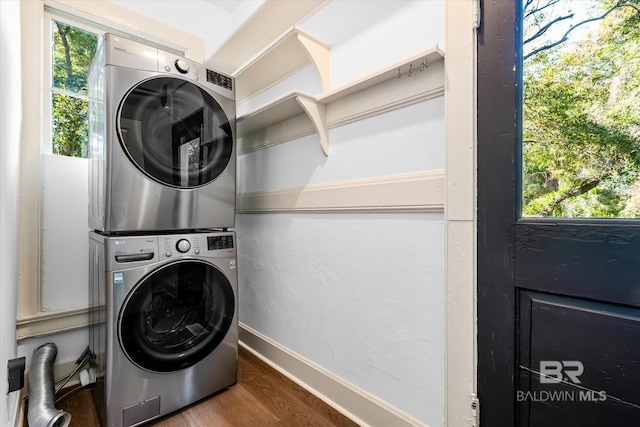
[1,0,23,424]
[237,213,445,424]
[302,0,444,87]
[16,154,90,369]
[236,1,446,425]
[41,155,89,311]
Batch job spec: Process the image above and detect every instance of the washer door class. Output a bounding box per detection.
[119,260,235,372]
[118,77,233,188]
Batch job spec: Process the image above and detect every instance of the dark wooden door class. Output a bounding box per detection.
[477,1,640,426]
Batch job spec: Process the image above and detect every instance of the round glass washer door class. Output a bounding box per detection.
[119,260,235,372]
[117,77,233,188]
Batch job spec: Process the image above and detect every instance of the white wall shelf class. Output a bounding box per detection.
[236,45,445,157]
[234,26,331,102]
[205,1,330,75]
[317,45,444,104]
[237,91,328,155]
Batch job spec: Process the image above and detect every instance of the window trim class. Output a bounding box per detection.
[42,10,103,156]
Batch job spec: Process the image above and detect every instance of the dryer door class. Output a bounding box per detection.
[118,77,233,188]
[119,260,235,372]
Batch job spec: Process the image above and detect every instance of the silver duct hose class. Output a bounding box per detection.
[27,343,72,427]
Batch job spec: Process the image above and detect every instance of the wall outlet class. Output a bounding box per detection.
[7,357,26,392]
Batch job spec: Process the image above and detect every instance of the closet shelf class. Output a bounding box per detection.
[204,1,330,75]
[237,91,328,155]
[234,26,330,102]
[236,45,445,157]
[317,45,444,104]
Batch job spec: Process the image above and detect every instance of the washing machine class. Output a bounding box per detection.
[88,34,236,233]
[88,231,238,427]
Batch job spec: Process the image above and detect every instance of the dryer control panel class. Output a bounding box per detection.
[157,51,234,99]
[101,33,234,100]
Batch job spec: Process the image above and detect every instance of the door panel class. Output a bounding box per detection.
[518,292,640,426]
[516,222,640,305]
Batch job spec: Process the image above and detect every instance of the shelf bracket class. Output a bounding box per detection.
[296,27,331,92]
[296,95,328,156]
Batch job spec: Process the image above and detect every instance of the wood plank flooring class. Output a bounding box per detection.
[56,346,359,427]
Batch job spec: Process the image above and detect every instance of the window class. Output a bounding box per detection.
[46,16,100,158]
[521,0,640,218]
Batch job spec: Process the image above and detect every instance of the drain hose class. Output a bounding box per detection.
[27,343,71,427]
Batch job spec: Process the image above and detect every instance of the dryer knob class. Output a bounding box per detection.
[176,239,191,253]
[175,59,190,74]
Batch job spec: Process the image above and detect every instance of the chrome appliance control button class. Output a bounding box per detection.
[176,239,191,253]
[175,59,189,74]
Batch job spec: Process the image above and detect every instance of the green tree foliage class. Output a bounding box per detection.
[522,0,640,217]
[51,22,97,157]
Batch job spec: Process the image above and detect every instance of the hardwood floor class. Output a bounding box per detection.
[56,346,359,427]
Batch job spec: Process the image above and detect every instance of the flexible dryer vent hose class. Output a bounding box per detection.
[27,343,71,427]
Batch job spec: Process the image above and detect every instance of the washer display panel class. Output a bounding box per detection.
[118,77,233,188]
[119,260,235,372]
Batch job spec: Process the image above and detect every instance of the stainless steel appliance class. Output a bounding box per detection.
[89,231,238,427]
[88,34,236,233]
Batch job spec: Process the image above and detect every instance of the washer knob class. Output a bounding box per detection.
[175,59,189,74]
[176,239,191,253]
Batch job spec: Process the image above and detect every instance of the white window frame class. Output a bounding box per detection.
[42,10,103,157]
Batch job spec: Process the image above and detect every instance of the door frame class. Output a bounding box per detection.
[476,0,519,426]
[444,1,478,426]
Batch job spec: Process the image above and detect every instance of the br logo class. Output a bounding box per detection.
[539,361,584,384]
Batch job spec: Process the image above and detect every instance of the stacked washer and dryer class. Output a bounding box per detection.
[87,34,238,427]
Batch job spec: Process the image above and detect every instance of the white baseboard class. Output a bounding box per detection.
[238,323,429,427]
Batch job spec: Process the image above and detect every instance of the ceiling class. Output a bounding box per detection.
[202,0,244,13]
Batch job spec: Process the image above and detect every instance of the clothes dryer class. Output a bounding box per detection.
[88,34,236,233]
[88,231,238,427]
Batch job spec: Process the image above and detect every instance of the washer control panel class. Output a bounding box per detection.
[207,235,234,250]
[158,232,235,259]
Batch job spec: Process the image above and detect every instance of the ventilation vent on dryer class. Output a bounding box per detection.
[206,69,233,90]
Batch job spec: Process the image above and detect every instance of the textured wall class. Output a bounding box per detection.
[237,212,444,423]
[236,2,445,424]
